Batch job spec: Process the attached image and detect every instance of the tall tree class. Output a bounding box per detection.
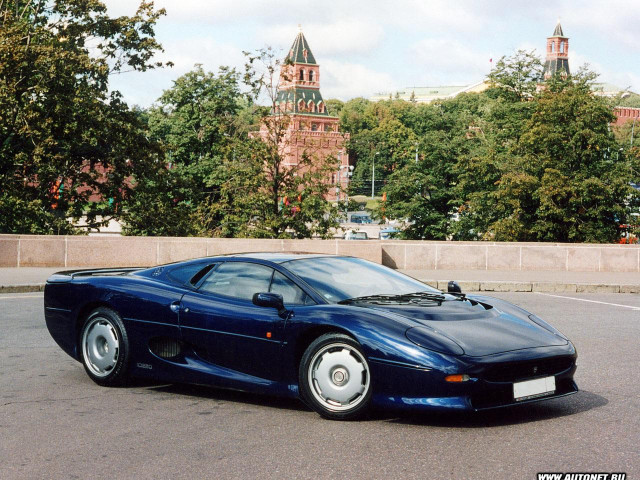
[122,66,247,236]
[487,49,544,101]
[0,0,168,234]
[512,71,634,242]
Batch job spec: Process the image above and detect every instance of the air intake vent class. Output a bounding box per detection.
[149,337,182,359]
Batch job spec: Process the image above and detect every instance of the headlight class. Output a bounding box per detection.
[528,314,568,341]
[405,327,465,355]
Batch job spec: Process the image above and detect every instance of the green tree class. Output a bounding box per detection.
[325,98,344,117]
[0,0,168,234]
[616,93,640,108]
[512,71,634,242]
[487,49,543,101]
[122,66,247,235]
[382,130,458,239]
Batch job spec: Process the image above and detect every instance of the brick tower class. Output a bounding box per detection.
[543,21,570,79]
[258,29,350,200]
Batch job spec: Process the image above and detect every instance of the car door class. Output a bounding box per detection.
[179,261,288,381]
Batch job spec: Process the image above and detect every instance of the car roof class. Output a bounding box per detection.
[225,252,335,264]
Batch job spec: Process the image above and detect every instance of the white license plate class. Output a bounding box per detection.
[513,376,556,401]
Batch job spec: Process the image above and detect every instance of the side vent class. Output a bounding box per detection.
[149,337,182,359]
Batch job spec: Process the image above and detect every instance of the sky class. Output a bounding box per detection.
[103,0,640,108]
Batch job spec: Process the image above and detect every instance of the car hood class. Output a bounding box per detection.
[363,298,568,357]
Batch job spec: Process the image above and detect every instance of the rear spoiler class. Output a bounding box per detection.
[47,267,144,283]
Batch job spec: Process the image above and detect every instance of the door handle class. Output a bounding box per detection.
[170,301,181,313]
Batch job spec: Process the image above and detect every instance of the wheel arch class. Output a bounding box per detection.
[75,301,118,347]
[293,325,358,369]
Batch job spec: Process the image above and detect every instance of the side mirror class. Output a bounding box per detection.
[447,281,462,294]
[252,292,285,312]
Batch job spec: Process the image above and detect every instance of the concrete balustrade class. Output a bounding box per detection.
[1,234,638,272]
[381,241,640,272]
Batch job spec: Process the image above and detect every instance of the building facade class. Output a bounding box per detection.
[257,30,350,200]
[613,106,640,127]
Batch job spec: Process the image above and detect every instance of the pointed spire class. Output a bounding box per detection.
[552,20,565,37]
[286,30,317,65]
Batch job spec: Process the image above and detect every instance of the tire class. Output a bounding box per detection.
[80,307,129,387]
[299,333,372,420]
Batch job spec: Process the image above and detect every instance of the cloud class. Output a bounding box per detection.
[571,50,640,93]
[320,60,395,100]
[100,0,640,104]
[103,0,332,24]
[410,38,493,85]
[158,38,246,73]
[259,21,385,57]
[553,1,640,52]
[108,37,247,107]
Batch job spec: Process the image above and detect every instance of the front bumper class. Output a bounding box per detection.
[370,349,578,412]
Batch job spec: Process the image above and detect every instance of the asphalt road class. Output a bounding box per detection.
[1,292,638,480]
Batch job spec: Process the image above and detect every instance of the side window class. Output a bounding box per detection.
[270,271,315,305]
[199,262,273,301]
[166,263,214,286]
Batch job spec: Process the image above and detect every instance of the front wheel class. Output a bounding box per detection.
[299,333,372,420]
[80,307,129,387]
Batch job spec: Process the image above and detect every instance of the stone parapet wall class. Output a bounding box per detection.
[381,241,640,272]
[1,234,638,272]
[0,235,380,268]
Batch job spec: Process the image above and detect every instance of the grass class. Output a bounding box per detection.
[350,195,381,211]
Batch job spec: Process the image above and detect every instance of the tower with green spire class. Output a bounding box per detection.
[275,29,336,124]
[258,28,349,199]
[543,21,570,79]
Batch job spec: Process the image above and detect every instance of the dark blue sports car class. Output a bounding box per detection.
[44,253,578,420]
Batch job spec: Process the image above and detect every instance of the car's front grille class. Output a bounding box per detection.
[482,356,575,383]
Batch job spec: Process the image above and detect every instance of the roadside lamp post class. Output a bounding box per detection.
[372,151,379,198]
[631,117,637,148]
[336,151,342,202]
[339,164,354,216]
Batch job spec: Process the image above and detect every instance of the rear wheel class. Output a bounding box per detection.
[80,307,129,386]
[299,333,372,420]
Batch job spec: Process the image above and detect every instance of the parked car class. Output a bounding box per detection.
[379,227,400,240]
[343,230,369,240]
[350,213,372,224]
[44,254,578,420]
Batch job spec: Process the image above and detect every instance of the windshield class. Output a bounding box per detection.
[284,256,440,303]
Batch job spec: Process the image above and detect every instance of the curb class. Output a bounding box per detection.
[0,284,45,294]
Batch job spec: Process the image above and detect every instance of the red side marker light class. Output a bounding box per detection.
[266,332,272,339]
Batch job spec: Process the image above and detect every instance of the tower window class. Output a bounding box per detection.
[311,123,318,131]
[550,42,554,53]
[309,70,314,82]
[299,69,304,81]
[317,102,324,113]
[560,41,565,53]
